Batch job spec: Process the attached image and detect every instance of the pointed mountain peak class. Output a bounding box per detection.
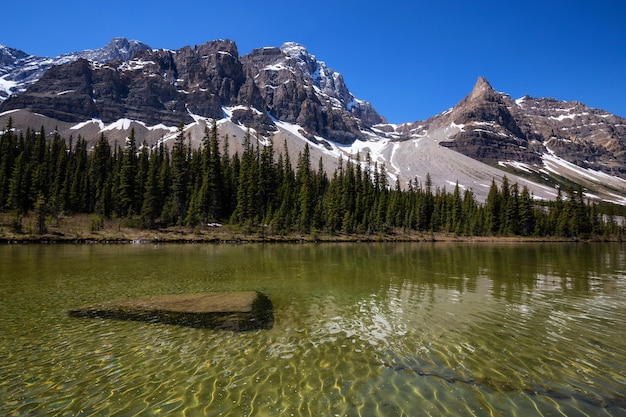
[470,76,495,98]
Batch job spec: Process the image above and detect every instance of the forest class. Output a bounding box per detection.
[1,118,624,239]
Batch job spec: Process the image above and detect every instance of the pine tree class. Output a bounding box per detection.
[90,133,112,216]
[118,128,138,217]
[485,179,501,235]
[170,124,189,224]
[312,156,329,231]
[296,143,314,233]
[451,182,463,234]
[220,136,237,220]
[135,141,149,215]
[271,141,296,234]
[34,191,48,235]
[141,145,162,228]
[207,120,223,221]
[8,152,28,212]
[504,182,520,235]
[518,186,535,236]
[258,137,277,223]
[232,130,258,225]
[0,121,17,210]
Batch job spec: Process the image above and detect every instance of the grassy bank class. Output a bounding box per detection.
[0,213,618,244]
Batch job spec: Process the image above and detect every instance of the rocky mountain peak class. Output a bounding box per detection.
[0,37,153,102]
[469,76,495,98]
[240,42,384,142]
[0,45,29,67]
[437,77,626,180]
[75,37,151,62]
[447,76,512,126]
[278,42,351,104]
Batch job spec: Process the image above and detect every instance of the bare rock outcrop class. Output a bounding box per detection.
[68,291,274,331]
[437,77,626,178]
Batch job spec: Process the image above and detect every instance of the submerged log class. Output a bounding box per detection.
[385,361,626,410]
[68,291,273,331]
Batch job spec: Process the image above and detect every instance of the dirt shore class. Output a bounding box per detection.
[0,213,616,244]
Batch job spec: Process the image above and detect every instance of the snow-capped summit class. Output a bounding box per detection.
[0,38,151,102]
[72,38,151,63]
[0,45,30,69]
[241,42,384,142]
[279,42,355,112]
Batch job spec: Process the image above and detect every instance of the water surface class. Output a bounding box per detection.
[1,243,625,416]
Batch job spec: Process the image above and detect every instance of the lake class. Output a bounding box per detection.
[1,242,625,416]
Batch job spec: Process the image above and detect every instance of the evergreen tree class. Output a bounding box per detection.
[220,136,237,220]
[296,143,314,233]
[48,131,68,219]
[258,137,277,223]
[90,133,113,216]
[170,124,189,224]
[141,145,162,228]
[0,119,17,210]
[208,121,223,221]
[451,182,463,234]
[34,191,48,235]
[518,186,535,236]
[485,179,501,234]
[8,152,28,212]
[232,130,258,225]
[418,173,435,231]
[504,182,520,235]
[118,128,138,217]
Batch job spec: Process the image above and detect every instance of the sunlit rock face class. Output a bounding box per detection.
[1,39,384,145]
[437,77,626,178]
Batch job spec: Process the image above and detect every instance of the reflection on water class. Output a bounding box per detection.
[1,243,625,416]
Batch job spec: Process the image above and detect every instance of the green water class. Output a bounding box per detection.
[1,243,625,416]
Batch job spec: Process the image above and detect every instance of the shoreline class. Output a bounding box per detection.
[0,213,621,244]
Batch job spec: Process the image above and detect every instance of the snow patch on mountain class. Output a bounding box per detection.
[70,117,179,134]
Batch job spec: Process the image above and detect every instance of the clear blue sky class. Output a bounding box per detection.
[3,0,625,123]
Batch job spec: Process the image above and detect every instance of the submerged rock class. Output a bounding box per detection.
[68,291,273,331]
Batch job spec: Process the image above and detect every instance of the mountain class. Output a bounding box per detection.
[241,43,385,142]
[1,39,625,205]
[0,39,383,144]
[438,77,626,178]
[0,38,150,101]
[373,77,626,203]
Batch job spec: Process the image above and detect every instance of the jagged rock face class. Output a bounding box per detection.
[0,38,152,102]
[3,59,99,122]
[437,77,544,165]
[516,96,626,176]
[241,42,385,144]
[1,40,384,143]
[77,38,151,63]
[0,40,275,129]
[437,77,626,178]
[0,45,29,68]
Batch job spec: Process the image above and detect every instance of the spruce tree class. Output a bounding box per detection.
[296,143,314,233]
[90,133,112,216]
[141,145,162,228]
[118,128,138,217]
[170,124,189,224]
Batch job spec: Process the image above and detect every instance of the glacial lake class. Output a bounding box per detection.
[1,242,625,416]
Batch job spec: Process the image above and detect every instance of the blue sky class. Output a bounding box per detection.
[2,0,625,123]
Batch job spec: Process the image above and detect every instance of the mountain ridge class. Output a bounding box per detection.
[1,38,625,205]
[0,38,151,102]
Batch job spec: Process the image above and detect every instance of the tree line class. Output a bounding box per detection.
[1,118,624,238]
